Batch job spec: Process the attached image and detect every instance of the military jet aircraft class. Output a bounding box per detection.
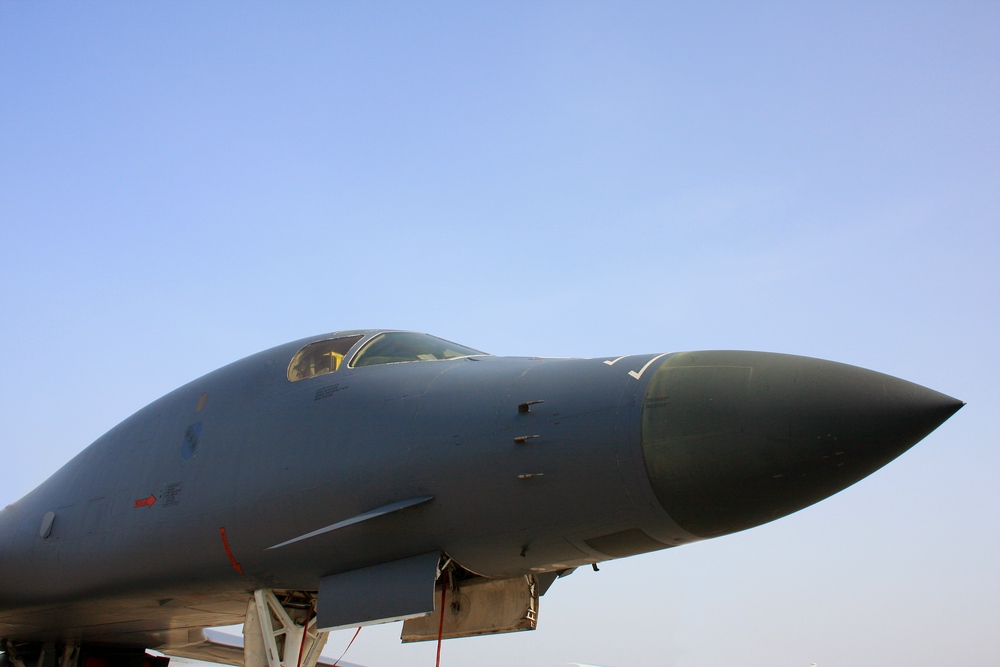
[0,330,962,667]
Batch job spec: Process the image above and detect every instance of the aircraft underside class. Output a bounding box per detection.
[2,556,548,667]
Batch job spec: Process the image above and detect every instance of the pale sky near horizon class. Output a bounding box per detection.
[1,3,997,666]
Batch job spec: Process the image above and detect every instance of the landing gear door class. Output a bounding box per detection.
[316,552,441,631]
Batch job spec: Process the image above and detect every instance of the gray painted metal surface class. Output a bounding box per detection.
[0,329,963,664]
[316,552,439,631]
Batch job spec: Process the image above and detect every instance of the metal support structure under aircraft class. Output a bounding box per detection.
[244,591,328,667]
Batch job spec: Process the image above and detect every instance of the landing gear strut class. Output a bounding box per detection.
[244,590,329,667]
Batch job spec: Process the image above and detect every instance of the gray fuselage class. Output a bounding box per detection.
[0,330,962,650]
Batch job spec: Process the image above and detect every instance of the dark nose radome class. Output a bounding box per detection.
[641,351,963,539]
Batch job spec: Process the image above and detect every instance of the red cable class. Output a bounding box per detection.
[296,606,312,667]
[435,570,448,667]
[330,626,361,667]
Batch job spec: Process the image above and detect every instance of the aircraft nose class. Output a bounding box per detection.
[640,351,963,538]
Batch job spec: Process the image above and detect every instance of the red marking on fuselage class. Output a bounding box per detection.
[219,527,244,574]
[133,495,156,508]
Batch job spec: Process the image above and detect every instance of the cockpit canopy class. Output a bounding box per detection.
[287,334,364,382]
[351,332,486,368]
[287,331,487,382]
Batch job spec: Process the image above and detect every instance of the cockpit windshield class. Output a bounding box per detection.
[350,332,487,368]
[287,334,364,382]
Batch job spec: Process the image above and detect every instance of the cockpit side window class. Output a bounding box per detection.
[350,332,487,368]
[287,335,364,382]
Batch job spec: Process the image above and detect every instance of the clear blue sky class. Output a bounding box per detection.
[1,3,997,666]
